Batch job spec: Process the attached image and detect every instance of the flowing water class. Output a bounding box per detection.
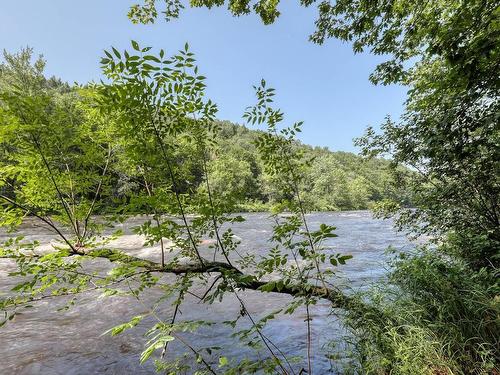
[0,211,415,374]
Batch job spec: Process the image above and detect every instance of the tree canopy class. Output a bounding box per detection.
[0,44,381,374]
[127,1,499,84]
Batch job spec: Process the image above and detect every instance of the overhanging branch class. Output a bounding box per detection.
[87,248,361,311]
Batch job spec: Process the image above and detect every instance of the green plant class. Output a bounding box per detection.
[1,43,361,374]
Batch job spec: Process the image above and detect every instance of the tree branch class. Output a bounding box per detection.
[87,248,360,312]
[0,194,80,254]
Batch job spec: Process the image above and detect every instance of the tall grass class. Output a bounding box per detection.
[342,246,499,374]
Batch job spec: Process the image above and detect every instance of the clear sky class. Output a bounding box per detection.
[0,0,406,152]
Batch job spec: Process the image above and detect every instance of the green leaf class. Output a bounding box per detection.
[112,47,121,59]
[140,336,174,363]
[103,315,143,336]
[219,356,228,367]
[144,55,161,63]
[338,254,353,265]
[258,281,276,292]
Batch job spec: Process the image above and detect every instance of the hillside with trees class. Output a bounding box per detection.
[0,50,408,214]
[205,121,409,211]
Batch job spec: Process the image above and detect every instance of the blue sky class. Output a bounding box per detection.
[0,0,406,152]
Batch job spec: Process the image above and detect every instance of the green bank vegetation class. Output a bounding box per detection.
[0,50,408,214]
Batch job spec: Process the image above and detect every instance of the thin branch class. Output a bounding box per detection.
[305,303,312,375]
[161,277,187,359]
[0,194,79,254]
[149,110,204,266]
[200,150,234,267]
[143,173,166,268]
[31,135,81,241]
[125,280,217,375]
[200,274,222,302]
[82,144,113,240]
[232,289,291,375]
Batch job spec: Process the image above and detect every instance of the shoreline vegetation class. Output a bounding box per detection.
[0,57,412,214]
[0,49,412,215]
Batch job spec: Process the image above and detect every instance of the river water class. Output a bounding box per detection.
[0,211,414,374]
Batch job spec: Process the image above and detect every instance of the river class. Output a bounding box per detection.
[0,211,415,374]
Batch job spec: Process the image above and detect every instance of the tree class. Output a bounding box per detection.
[0,52,112,245]
[303,154,352,210]
[0,47,70,93]
[199,153,255,202]
[1,44,367,374]
[123,0,500,371]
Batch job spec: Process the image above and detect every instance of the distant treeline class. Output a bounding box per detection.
[202,121,411,211]
[0,48,411,213]
[111,119,412,212]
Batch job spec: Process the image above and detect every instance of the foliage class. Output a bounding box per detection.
[0,47,70,94]
[346,248,499,374]
[347,1,499,373]
[0,44,360,374]
[0,50,112,248]
[210,121,409,211]
[1,0,498,372]
[135,0,499,261]
[1,48,406,215]
[124,1,499,85]
[350,1,499,272]
[125,0,500,372]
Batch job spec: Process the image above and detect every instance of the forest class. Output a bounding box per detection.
[0,51,407,214]
[0,1,498,374]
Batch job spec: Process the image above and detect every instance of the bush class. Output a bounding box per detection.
[346,247,499,374]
